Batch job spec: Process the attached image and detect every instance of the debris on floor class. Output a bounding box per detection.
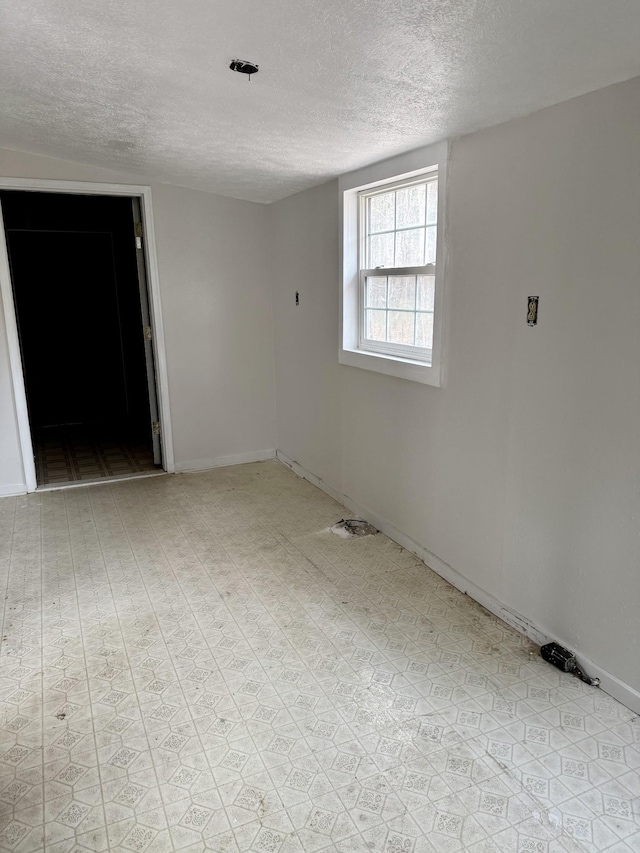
[330,518,378,538]
[540,641,601,686]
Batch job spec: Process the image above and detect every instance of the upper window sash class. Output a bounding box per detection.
[358,174,438,272]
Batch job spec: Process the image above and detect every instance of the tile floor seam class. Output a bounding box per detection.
[0,497,18,665]
[60,489,125,851]
[82,487,178,853]
[37,498,45,853]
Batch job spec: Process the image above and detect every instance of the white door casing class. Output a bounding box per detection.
[0,178,174,491]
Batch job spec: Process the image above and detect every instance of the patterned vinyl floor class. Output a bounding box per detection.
[0,461,638,853]
[33,426,159,487]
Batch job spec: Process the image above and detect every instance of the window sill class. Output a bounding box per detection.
[339,346,442,386]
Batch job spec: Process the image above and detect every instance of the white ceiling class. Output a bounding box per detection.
[2,1,640,203]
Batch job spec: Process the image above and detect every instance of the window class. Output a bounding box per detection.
[339,141,447,386]
[360,174,437,362]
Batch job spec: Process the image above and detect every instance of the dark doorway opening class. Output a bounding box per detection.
[1,190,162,487]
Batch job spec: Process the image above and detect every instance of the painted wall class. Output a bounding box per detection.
[269,76,640,702]
[0,148,276,488]
[270,179,343,491]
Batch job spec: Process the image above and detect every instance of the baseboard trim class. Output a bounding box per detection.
[276,450,640,715]
[176,449,276,473]
[0,483,27,497]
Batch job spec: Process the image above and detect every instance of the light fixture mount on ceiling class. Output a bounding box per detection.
[229,59,259,80]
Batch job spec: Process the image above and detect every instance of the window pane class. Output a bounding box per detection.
[395,185,426,229]
[368,232,394,268]
[426,181,438,225]
[366,309,387,341]
[395,228,424,266]
[366,277,387,308]
[368,192,394,234]
[416,312,434,349]
[417,275,435,311]
[388,276,415,310]
[425,225,437,264]
[388,311,415,345]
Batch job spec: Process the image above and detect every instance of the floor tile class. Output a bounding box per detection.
[0,461,638,852]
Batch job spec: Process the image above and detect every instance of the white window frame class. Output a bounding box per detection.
[339,140,449,386]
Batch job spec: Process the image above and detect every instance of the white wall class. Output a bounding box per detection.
[0,148,277,488]
[269,76,640,706]
[270,179,343,490]
[150,182,276,471]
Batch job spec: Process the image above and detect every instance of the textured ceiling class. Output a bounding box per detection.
[1,1,640,203]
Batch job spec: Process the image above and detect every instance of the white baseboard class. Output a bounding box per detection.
[176,449,276,474]
[276,450,640,715]
[0,483,27,497]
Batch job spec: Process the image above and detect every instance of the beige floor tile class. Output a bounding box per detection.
[0,462,638,853]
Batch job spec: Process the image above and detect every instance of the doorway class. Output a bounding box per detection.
[0,189,165,488]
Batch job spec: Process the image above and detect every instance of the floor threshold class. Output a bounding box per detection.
[35,469,167,491]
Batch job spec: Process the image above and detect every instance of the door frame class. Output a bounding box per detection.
[0,178,175,491]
